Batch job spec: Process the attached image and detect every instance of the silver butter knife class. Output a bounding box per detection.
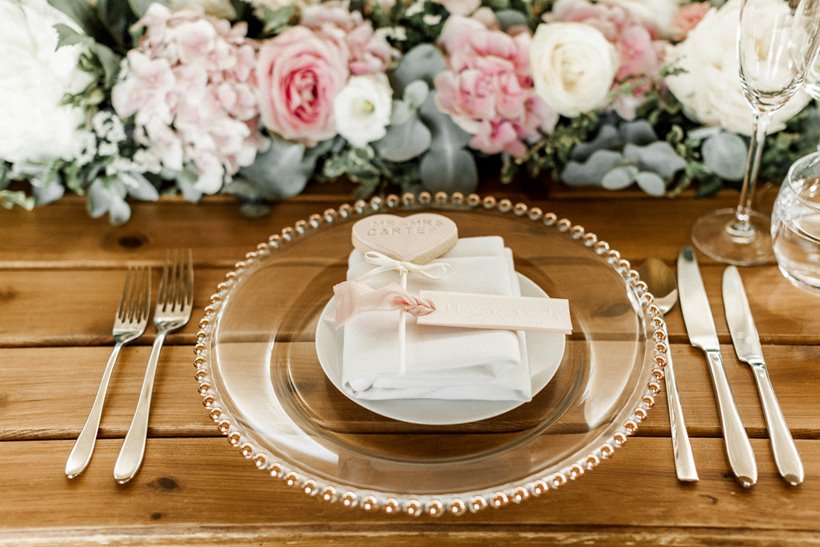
[678,247,757,487]
[723,266,804,485]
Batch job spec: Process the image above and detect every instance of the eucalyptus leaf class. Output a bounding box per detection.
[403,80,429,109]
[561,150,623,186]
[495,9,529,30]
[570,124,622,161]
[93,43,122,88]
[389,44,446,95]
[390,100,414,126]
[374,117,432,162]
[33,180,65,205]
[702,132,747,181]
[623,142,686,179]
[419,93,471,151]
[601,165,638,190]
[687,126,723,142]
[635,171,666,196]
[176,169,203,202]
[239,137,321,198]
[419,149,478,194]
[47,0,104,38]
[121,173,159,201]
[619,120,658,146]
[108,194,131,225]
[54,24,93,48]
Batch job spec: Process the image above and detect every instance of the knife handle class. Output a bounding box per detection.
[705,349,758,487]
[663,350,699,482]
[750,363,804,485]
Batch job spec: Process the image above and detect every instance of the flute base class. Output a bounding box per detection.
[691,208,774,266]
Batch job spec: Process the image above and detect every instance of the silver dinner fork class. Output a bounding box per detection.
[114,250,193,484]
[65,267,151,479]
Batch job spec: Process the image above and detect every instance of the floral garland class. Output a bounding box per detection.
[1,0,817,223]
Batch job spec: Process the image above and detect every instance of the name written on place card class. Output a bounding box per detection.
[416,291,572,334]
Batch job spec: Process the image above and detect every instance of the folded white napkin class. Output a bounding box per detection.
[341,236,532,401]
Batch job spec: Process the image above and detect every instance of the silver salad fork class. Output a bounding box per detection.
[114,250,193,483]
[65,267,151,479]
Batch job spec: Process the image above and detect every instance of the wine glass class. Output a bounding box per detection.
[691,0,820,266]
[772,151,820,295]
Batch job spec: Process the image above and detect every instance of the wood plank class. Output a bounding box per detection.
[2,262,816,348]
[0,437,817,532]
[3,344,817,440]
[0,195,739,268]
[2,526,819,546]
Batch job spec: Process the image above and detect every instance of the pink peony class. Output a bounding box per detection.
[300,1,397,75]
[256,26,349,145]
[434,16,557,158]
[669,2,710,41]
[112,4,265,195]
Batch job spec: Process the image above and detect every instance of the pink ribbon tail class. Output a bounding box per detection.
[333,281,436,328]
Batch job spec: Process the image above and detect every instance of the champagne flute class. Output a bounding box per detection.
[691,0,820,266]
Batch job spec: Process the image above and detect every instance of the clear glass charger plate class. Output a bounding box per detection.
[194,193,668,517]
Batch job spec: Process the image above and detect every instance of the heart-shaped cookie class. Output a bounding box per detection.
[351,213,458,264]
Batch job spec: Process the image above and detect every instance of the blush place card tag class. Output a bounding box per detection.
[416,291,572,334]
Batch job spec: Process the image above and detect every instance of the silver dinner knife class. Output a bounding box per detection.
[722,266,804,485]
[677,247,757,487]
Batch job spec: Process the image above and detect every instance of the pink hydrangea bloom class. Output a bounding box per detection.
[112,4,265,195]
[550,0,663,119]
[256,26,349,146]
[434,16,557,158]
[300,1,397,75]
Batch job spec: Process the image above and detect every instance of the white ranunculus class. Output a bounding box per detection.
[599,0,680,36]
[0,0,93,164]
[333,74,393,148]
[168,0,237,18]
[665,0,811,137]
[530,22,619,118]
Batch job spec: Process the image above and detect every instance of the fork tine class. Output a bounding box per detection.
[158,251,170,312]
[168,249,179,311]
[129,267,142,323]
[117,268,135,321]
[142,267,152,322]
[133,266,146,323]
[185,249,194,307]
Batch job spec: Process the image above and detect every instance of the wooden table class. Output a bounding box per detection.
[2,189,818,545]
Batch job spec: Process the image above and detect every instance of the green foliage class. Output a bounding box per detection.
[352,0,449,53]
[515,113,599,182]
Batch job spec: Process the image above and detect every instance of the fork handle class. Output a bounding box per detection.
[65,342,124,479]
[663,349,699,482]
[114,331,167,484]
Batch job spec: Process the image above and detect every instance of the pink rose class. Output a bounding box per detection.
[669,2,710,41]
[434,16,557,158]
[300,1,397,75]
[256,26,349,146]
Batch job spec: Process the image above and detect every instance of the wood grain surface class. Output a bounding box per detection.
[1,191,817,545]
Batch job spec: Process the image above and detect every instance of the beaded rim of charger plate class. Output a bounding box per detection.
[192,192,667,517]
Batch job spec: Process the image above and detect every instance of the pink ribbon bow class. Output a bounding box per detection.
[333,281,436,327]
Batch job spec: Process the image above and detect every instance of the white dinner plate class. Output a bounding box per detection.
[315,273,566,425]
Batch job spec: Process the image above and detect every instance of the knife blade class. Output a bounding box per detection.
[677,247,757,487]
[723,266,804,485]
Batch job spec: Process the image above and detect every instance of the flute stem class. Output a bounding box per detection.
[727,111,771,243]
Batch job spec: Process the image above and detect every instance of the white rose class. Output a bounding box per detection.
[333,74,393,148]
[0,0,93,164]
[530,22,619,118]
[168,0,237,18]
[599,0,680,36]
[665,0,810,137]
